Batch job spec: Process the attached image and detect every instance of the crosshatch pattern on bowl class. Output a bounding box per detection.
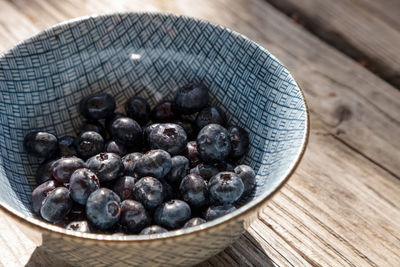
[0,13,306,217]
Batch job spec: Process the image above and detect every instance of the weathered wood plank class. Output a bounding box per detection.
[265,0,400,88]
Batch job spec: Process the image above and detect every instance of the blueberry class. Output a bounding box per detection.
[110,117,142,148]
[154,200,191,229]
[52,157,87,184]
[151,100,176,122]
[161,180,176,201]
[174,83,209,114]
[234,165,256,196]
[135,150,172,179]
[86,188,121,230]
[190,163,219,180]
[105,140,127,156]
[66,220,91,233]
[173,120,197,141]
[79,93,116,120]
[79,121,106,138]
[140,225,168,235]
[86,153,124,182]
[148,123,187,156]
[165,155,189,185]
[35,159,57,185]
[24,131,58,158]
[183,217,206,228]
[58,136,78,157]
[112,176,137,201]
[40,187,72,223]
[67,203,87,222]
[182,141,201,167]
[228,126,249,158]
[203,204,236,221]
[69,168,100,205]
[76,131,104,159]
[195,106,227,129]
[217,161,236,172]
[209,172,244,204]
[179,174,208,208]
[197,124,231,163]
[122,152,142,176]
[105,112,125,133]
[133,177,164,210]
[119,200,151,233]
[143,123,160,148]
[125,97,150,125]
[31,180,58,214]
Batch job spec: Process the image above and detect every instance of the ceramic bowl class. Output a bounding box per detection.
[0,12,309,266]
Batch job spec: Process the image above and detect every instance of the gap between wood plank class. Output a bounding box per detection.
[264,0,400,89]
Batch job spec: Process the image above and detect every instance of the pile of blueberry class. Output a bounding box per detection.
[25,83,256,235]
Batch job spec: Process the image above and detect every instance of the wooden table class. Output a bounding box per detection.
[1,0,399,266]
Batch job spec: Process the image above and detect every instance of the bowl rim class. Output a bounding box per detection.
[0,11,310,242]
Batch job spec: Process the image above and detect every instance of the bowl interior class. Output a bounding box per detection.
[0,13,307,224]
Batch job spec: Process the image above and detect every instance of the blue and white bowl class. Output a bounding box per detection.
[0,13,309,266]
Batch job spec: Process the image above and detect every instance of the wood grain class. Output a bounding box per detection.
[265,0,400,88]
[0,0,399,266]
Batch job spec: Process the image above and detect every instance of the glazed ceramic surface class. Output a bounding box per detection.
[0,13,309,266]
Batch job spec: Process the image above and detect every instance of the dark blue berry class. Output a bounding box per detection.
[173,120,197,141]
[40,187,72,223]
[234,165,256,196]
[112,176,137,201]
[151,100,176,122]
[209,172,244,204]
[143,123,160,148]
[135,150,171,179]
[76,131,104,159]
[197,124,231,163]
[161,180,176,201]
[69,168,100,205]
[105,140,127,156]
[183,141,201,167]
[195,106,227,129]
[52,157,87,184]
[165,155,189,185]
[31,180,58,214]
[79,93,116,120]
[58,136,78,157]
[183,217,206,228]
[79,121,106,138]
[179,174,208,208]
[203,204,236,221]
[148,123,187,156]
[125,97,150,125]
[66,220,91,233]
[105,112,125,133]
[174,83,209,114]
[190,163,219,180]
[154,200,191,229]
[228,126,249,158]
[119,200,151,233]
[140,225,168,235]
[35,159,57,185]
[24,131,58,158]
[86,188,121,230]
[217,161,236,172]
[110,117,142,148]
[86,153,124,182]
[133,177,164,210]
[122,152,142,176]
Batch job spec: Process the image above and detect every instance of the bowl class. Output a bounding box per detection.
[0,12,309,266]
